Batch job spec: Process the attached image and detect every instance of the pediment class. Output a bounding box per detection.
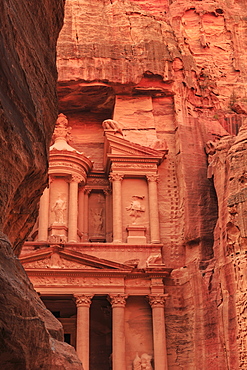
[104,132,167,161]
[20,246,132,271]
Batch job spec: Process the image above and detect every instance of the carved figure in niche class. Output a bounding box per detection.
[52,195,66,224]
[140,353,153,370]
[91,208,104,235]
[126,195,145,224]
[102,119,123,135]
[133,353,153,370]
[133,353,141,370]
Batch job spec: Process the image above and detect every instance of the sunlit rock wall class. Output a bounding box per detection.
[0,1,82,368]
[57,0,247,368]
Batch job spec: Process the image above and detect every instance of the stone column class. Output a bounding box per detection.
[68,175,81,242]
[147,174,160,243]
[74,294,93,370]
[78,186,85,238]
[148,294,168,370]
[37,187,50,241]
[108,294,128,370]
[109,174,124,243]
[83,189,91,241]
[104,188,112,242]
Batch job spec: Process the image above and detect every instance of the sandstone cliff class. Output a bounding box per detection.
[57,0,247,368]
[0,1,81,368]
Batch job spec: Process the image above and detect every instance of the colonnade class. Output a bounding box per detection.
[38,171,160,244]
[73,294,168,370]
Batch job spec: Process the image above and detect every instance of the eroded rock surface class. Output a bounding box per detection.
[56,0,247,368]
[0,0,82,368]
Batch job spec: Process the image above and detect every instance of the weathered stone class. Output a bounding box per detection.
[0,0,82,368]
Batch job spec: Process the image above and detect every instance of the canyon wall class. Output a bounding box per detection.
[57,0,247,368]
[0,1,81,368]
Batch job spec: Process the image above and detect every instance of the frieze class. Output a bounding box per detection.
[112,163,157,169]
[49,162,82,171]
[87,178,109,186]
[29,275,124,287]
[23,258,95,270]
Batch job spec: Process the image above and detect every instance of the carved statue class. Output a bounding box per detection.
[102,119,123,135]
[52,195,66,224]
[146,253,162,266]
[52,113,72,143]
[126,195,145,224]
[133,353,141,370]
[133,353,153,370]
[92,208,104,235]
[140,353,153,370]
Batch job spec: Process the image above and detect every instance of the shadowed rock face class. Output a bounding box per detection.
[0,0,64,254]
[0,0,82,368]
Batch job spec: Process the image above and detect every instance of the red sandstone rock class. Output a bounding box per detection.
[55,0,247,368]
[0,0,82,368]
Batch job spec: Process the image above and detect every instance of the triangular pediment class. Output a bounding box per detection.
[20,246,132,271]
[104,132,167,159]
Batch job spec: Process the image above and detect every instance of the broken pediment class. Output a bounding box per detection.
[20,246,133,271]
[103,128,168,173]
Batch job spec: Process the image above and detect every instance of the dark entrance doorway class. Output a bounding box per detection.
[90,296,112,370]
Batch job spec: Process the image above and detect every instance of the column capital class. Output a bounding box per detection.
[108,294,128,307]
[103,188,112,196]
[74,294,94,307]
[109,173,124,182]
[148,294,168,308]
[146,174,159,182]
[84,188,92,196]
[70,174,83,183]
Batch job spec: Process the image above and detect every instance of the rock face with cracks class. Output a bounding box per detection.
[56,0,247,368]
[0,0,82,368]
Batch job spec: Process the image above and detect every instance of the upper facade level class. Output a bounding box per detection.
[30,113,168,246]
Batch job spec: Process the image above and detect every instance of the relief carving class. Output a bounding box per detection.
[89,193,105,238]
[48,234,67,244]
[91,208,104,235]
[102,119,123,135]
[146,253,162,267]
[133,353,153,370]
[52,195,66,224]
[52,113,72,143]
[126,195,145,224]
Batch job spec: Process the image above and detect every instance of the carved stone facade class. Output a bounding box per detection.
[20,113,170,370]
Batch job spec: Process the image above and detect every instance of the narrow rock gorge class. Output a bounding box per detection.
[0,0,81,368]
[1,0,247,369]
